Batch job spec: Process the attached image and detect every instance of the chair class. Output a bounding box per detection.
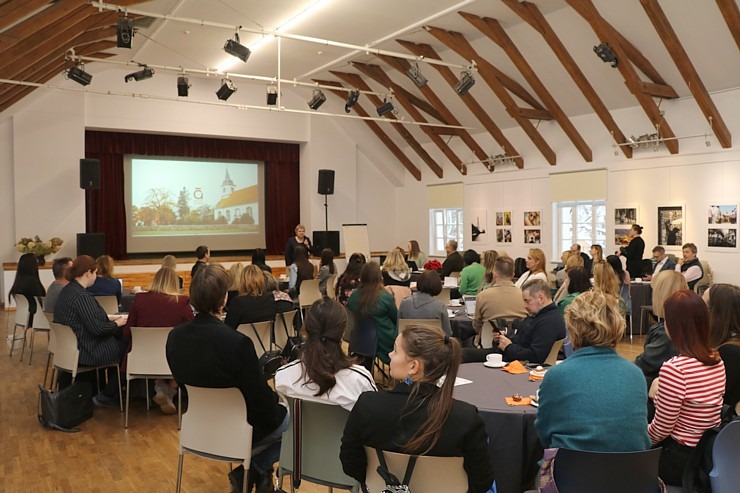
[237,321,274,358]
[8,294,30,357]
[694,260,713,295]
[176,385,252,493]
[299,279,322,322]
[125,327,177,429]
[278,398,359,492]
[95,295,119,315]
[709,420,740,493]
[363,446,467,493]
[551,447,662,493]
[48,322,123,411]
[480,318,523,349]
[325,274,337,299]
[544,338,566,366]
[398,318,442,333]
[20,296,50,365]
[42,312,57,389]
[385,285,412,309]
[435,286,451,305]
[274,310,298,350]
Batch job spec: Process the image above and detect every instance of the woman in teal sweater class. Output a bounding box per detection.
[459,249,485,296]
[347,261,398,365]
[536,290,650,452]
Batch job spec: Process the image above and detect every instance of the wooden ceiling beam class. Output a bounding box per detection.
[330,70,444,178]
[566,0,679,154]
[514,107,553,120]
[0,0,87,49]
[353,62,467,175]
[397,39,523,168]
[393,85,448,124]
[609,29,668,86]
[314,79,423,181]
[461,11,592,162]
[641,0,732,148]
[501,0,632,158]
[378,54,490,167]
[0,62,66,115]
[0,0,54,33]
[638,81,678,99]
[426,26,556,165]
[716,0,740,51]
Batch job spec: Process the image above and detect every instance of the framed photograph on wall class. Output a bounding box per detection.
[614,207,638,225]
[496,228,512,243]
[524,211,541,227]
[471,209,488,242]
[524,229,541,244]
[495,211,512,226]
[614,228,631,247]
[707,204,738,250]
[657,205,684,248]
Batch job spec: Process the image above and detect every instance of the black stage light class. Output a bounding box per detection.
[216,78,237,101]
[177,76,190,97]
[454,70,475,95]
[66,64,92,86]
[406,63,427,88]
[117,19,134,49]
[344,89,359,113]
[267,84,278,105]
[594,43,618,67]
[376,98,394,117]
[307,89,326,110]
[124,66,154,83]
[224,33,251,63]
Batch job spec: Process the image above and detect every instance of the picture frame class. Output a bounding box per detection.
[657,205,684,248]
[707,204,738,250]
[495,211,512,227]
[524,229,541,244]
[614,207,638,226]
[614,228,631,247]
[496,228,512,243]
[524,211,541,227]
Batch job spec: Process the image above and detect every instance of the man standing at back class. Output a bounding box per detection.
[439,239,464,278]
[190,245,209,278]
[472,256,527,345]
[570,243,592,275]
[494,279,566,364]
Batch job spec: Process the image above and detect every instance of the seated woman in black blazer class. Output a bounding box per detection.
[340,325,494,493]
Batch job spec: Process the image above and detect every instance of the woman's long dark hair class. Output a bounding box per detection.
[298,298,351,395]
[293,246,314,280]
[337,252,366,287]
[9,253,44,303]
[356,261,384,314]
[707,284,740,348]
[320,248,336,274]
[664,290,720,366]
[400,325,461,455]
[606,255,626,287]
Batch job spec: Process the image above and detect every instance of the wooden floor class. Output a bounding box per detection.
[1,309,646,492]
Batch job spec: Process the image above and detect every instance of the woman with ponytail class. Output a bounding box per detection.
[340,325,494,493]
[275,298,376,411]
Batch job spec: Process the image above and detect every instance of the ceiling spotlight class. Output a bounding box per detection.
[454,70,475,95]
[594,43,618,67]
[117,18,134,49]
[376,98,394,117]
[65,63,92,86]
[177,75,190,97]
[216,78,237,101]
[307,89,326,110]
[266,84,278,105]
[124,66,153,83]
[344,89,360,113]
[224,33,251,63]
[406,63,427,88]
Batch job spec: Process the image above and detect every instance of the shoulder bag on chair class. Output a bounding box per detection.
[363,449,417,493]
[37,382,94,432]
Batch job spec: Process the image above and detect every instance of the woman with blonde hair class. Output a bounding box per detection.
[225,264,278,328]
[87,254,122,305]
[341,325,494,493]
[553,253,585,303]
[381,248,411,287]
[226,262,243,307]
[407,240,427,270]
[590,244,604,272]
[635,270,688,388]
[161,254,184,290]
[515,248,547,289]
[537,290,650,452]
[478,250,499,292]
[124,266,194,413]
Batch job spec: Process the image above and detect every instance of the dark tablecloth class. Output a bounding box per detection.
[449,308,475,343]
[454,363,543,493]
[630,282,652,336]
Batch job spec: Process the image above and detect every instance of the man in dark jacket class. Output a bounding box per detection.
[439,240,464,278]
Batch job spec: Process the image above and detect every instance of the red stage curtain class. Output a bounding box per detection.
[85,131,300,258]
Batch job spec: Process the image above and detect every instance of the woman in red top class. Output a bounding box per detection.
[124,267,194,414]
[648,290,725,486]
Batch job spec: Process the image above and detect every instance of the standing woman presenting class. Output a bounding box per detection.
[619,224,645,279]
[284,224,313,266]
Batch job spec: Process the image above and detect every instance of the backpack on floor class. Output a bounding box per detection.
[37,382,93,432]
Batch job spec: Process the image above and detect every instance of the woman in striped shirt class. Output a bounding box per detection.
[647,290,725,486]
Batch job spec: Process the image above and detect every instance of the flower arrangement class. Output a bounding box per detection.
[423,259,443,271]
[15,236,64,256]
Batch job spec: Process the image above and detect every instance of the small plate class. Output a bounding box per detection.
[484,360,506,368]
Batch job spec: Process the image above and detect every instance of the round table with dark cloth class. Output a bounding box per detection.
[454,363,543,493]
[448,308,476,343]
[630,282,653,336]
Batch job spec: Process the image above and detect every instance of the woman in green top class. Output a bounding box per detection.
[557,266,592,314]
[347,261,398,365]
[459,249,486,296]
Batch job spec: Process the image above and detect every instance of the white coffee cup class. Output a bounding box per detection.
[486,353,503,365]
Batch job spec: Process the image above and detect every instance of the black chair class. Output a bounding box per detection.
[348,314,378,373]
[552,448,663,493]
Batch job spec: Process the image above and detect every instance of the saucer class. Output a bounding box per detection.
[484,360,506,368]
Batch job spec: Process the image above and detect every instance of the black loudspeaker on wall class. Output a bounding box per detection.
[313,231,340,257]
[80,159,100,190]
[318,169,335,195]
[77,233,105,259]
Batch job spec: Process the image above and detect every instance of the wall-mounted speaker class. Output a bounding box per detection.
[80,159,100,190]
[318,169,335,195]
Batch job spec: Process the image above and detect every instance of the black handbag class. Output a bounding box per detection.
[37,381,94,432]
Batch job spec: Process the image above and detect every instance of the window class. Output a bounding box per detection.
[430,208,464,256]
[555,201,606,255]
